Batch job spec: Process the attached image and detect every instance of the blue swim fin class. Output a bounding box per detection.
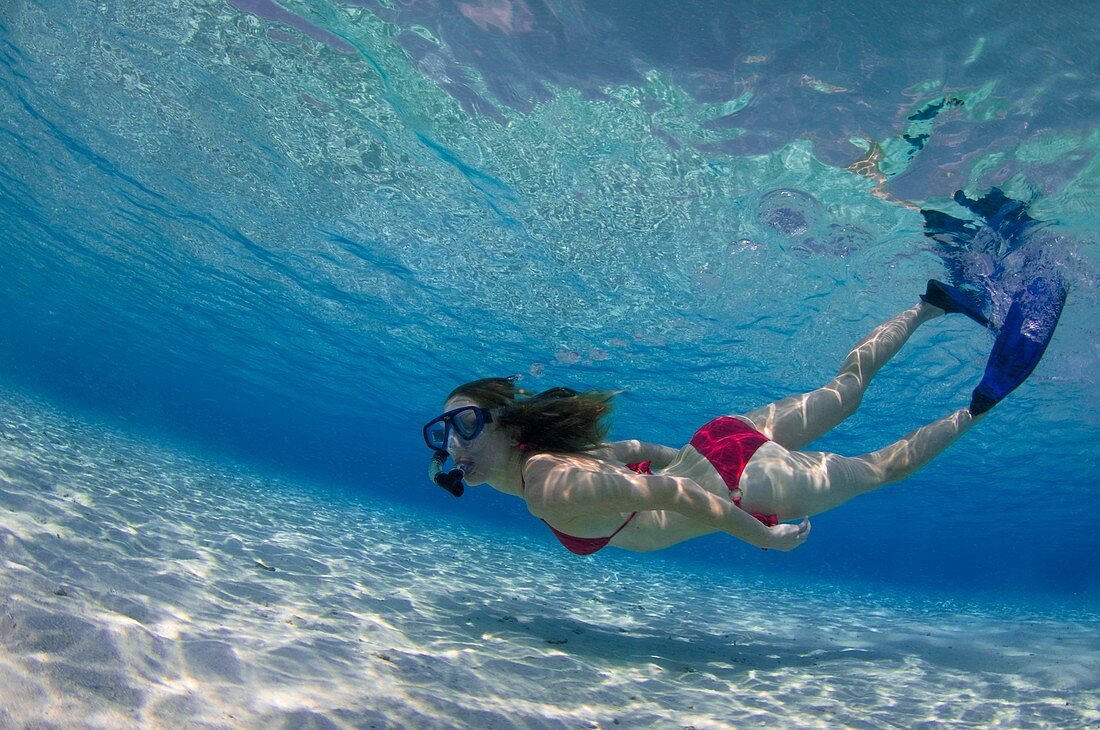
[921,279,992,328]
[969,277,1067,416]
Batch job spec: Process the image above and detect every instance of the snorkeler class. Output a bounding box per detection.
[423,274,1064,555]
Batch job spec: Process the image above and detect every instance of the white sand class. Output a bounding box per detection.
[1,388,1097,729]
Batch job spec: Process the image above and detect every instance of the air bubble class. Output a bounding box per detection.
[756,188,824,237]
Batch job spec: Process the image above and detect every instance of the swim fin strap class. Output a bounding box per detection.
[969,277,1067,416]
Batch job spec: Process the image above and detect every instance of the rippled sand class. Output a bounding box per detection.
[1,389,1097,729]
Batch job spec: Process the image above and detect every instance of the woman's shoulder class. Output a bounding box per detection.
[521,451,617,493]
[521,450,630,517]
[519,453,570,514]
[523,450,604,475]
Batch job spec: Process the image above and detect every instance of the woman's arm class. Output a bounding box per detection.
[524,456,809,551]
[599,439,680,469]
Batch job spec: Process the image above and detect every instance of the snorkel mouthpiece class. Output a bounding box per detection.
[428,450,466,498]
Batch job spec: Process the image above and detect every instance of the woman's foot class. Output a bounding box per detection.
[920,279,992,328]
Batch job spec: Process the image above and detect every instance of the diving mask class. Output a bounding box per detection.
[423,405,498,497]
[422,405,495,451]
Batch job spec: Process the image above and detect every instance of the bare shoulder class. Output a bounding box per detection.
[525,450,608,471]
[522,452,604,486]
[520,453,571,515]
[521,452,618,512]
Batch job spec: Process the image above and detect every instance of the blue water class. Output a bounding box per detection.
[1,0,1099,723]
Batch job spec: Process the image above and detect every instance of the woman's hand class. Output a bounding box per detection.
[764,517,811,551]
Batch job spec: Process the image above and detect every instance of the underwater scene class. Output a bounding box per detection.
[1,0,1098,727]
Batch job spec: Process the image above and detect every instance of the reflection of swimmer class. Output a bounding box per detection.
[422,276,1063,555]
[848,95,964,208]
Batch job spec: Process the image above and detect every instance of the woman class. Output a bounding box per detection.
[422,279,1062,555]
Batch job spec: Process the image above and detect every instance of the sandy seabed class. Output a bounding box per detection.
[0,388,1097,729]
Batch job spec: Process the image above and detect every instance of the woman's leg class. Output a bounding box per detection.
[740,407,978,519]
[739,301,942,450]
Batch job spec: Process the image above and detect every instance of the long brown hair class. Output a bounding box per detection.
[447,377,615,453]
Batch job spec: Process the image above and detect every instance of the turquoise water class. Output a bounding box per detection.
[2,0,1098,725]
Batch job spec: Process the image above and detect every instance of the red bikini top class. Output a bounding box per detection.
[521,461,651,556]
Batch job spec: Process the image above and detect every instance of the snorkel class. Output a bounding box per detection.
[428,449,468,497]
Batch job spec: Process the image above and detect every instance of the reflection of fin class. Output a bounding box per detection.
[907,96,964,122]
[969,277,1067,415]
[921,279,991,328]
[952,188,1038,242]
[919,208,982,247]
[921,188,1039,246]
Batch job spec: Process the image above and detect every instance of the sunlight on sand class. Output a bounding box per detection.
[1,389,1096,728]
